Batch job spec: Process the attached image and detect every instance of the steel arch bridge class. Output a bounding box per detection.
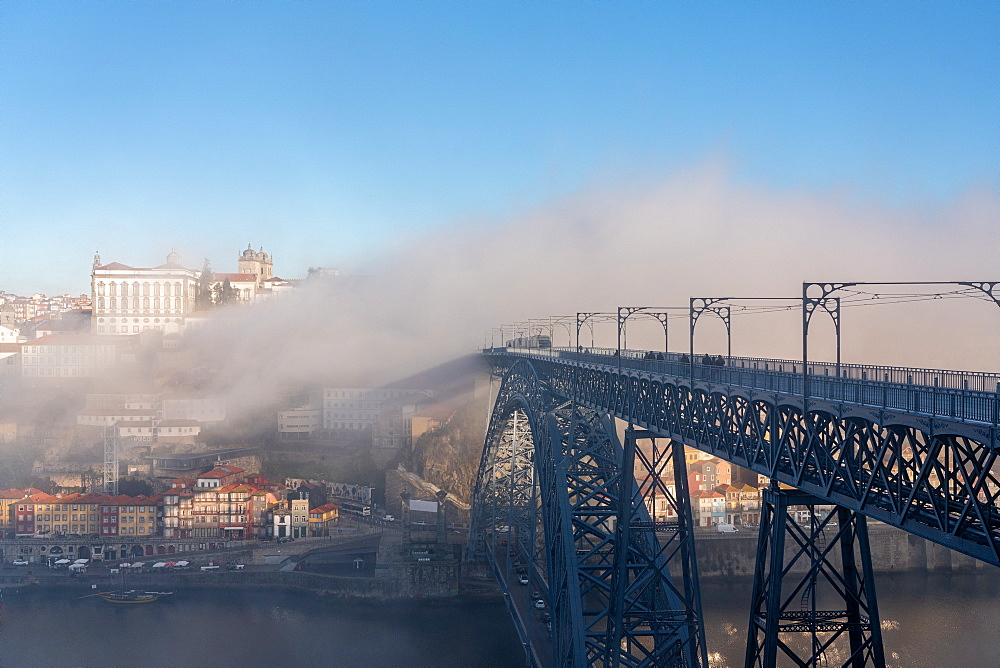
[469,347,1000,668]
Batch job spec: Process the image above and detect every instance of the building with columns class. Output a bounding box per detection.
[90,250,201,336]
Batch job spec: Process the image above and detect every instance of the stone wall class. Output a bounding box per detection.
[693,524,988,578]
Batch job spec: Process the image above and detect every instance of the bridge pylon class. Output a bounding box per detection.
[745,484,885,668]
[470,359,710,667]
[607,427,708,667]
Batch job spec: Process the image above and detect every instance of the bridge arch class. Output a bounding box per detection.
[471,359,707,667]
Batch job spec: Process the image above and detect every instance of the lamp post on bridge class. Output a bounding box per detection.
[548,315,576,349]
[616,306,687,357]
[801,281,1000,400]
[575,312,615,353]
[689,296,804,385]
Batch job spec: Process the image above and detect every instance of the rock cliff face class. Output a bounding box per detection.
[408,390,491,504]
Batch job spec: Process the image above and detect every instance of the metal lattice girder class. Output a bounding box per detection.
[470,359,709,667]
[745,484,885,668]
[606,428,708,667]
[520,354,1000,566]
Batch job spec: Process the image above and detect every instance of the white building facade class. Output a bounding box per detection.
[322,388,432,431]
[90,250,201,336]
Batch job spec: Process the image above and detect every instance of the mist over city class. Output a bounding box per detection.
[1,2,998,667]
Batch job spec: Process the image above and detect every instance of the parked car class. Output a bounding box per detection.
[518,574,529,585]
[278,537,294,544]
[12,558,29,566]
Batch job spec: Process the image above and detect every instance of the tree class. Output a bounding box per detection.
[217,277,238,305]
[196,259,215,309]
[117,477,154,497]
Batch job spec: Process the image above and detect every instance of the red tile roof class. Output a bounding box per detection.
[310,503,340,515]
[213,273,256,282]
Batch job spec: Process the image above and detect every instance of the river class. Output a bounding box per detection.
[2,570,998,667]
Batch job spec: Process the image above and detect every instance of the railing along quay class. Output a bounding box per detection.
[487,347,1000,426]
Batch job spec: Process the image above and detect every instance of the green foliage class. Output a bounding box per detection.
[214,277,238,305]
[196,259,214,309]
[117,477,154,497]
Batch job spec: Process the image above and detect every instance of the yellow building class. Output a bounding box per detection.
[308,503,340,536]
[0,488,26,534]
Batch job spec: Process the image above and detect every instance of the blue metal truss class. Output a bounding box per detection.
[470,360,707,667]
[745,485,885,668]
[513,351,1000,566]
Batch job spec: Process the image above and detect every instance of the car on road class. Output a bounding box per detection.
[382,515,394,522]
[496,525,509,533]
[531,589,540,599]
[534,599,546,609]
[12,558,29,566]
[518,574,529,585]
[278,537,295,543]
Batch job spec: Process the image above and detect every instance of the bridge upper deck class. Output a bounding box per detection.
[486,347,1000,427]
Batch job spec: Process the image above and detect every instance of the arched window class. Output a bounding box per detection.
[143,297,150,311]
[153,298,160,310]
[153,283,161,296]
[143,282,150,296]
[174,281,182,295]
[121,283,128,296]
[163,283,171,297]
[132,298,139,310]
[97,282,105,296]
[174,297,182,310]
[132,282,140,296]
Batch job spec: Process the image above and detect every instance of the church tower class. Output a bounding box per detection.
[237,244,273,288]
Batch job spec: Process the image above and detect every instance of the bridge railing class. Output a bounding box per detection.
[485,347,1000,425]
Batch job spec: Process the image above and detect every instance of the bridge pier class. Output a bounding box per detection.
[607,427,708,667]
[745,484,885,667]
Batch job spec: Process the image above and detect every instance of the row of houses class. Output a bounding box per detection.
[1,465,342,542]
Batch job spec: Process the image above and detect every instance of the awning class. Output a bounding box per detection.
[54,559,71,564]
[152,562,167,568]
[74,558,89,564]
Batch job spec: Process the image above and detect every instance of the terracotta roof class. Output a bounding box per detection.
[213,273,256,282]
[0,488,25,499]
[198,465,243,479]
[96,262,136,271]
[310,503,339,514]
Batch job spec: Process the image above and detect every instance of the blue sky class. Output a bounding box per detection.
[2,1,997,295]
